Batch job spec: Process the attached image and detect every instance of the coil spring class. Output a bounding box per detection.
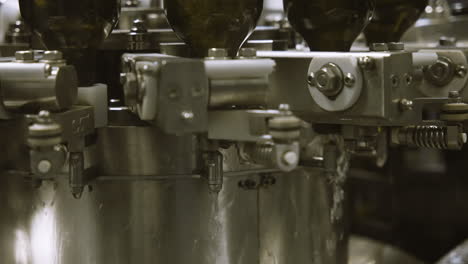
[250,144,274,165]
[409,126,448,149]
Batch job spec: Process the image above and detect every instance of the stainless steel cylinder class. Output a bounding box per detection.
[0,169,348,264]
[0,125,348,264]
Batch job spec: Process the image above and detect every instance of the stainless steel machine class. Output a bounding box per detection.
[1,0,468,263]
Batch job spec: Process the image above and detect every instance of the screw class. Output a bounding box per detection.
[405,73,413,85]
[282,151,299,166]
[181,111,194,121]
[130,19,147,33]
[399,98,414,111]
[37,160,52,174]
[358,56,375,71]
[456,65,467,78]
[38,110,51,119]
[344,73,356,87]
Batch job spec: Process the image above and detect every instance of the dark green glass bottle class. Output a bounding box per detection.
[364,0,427,44]
[164,0,263,58]
[19,0,121,85]
[284,0,374,51]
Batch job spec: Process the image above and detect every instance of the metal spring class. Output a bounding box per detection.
[250,144,274,165]
[410,125,448,149]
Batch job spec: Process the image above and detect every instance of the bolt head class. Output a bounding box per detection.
[282,151,299,166]
[456,65,467,78]
[181,111,194,121]
[358,56,375,70]
[424,57,455,86]
[130,19,147,33]
[344,73,356,87]
[207,48,228,59]
[37,160,52,174]
[42,50,63,61]
[370,43,389,52]
[387,42,405,51]
[238,48,257,58]
[399,99,414,111]
[449,90,461,99]
[15,50,34,61]
[314,63,344,97]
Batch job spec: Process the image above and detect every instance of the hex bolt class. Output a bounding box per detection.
[207,48,228,59]
[456,65,467,78]
[42,50,63,61]
[238,48,257,58]
[399,98,414,111]
[387,42,405,51]
[344,73,356,87]
[15,50,34,62]
[314,63,344,97]
[369,43,389,52]
[37,160,52,174]
[358,56,375,71]
[282,151,299,166]
[424,57,455,86]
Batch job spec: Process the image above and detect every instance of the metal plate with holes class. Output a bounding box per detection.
[156,59,209,134]
[308,54,363,112]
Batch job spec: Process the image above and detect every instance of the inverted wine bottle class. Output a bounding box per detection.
[284,0,375,51]
[364,0,427,44]
[164,0,263,58]
[19,0,121,86]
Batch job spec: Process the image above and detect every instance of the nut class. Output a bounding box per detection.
[15,50,34,62]
[314,63,344,97]
[42,50,63,61]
